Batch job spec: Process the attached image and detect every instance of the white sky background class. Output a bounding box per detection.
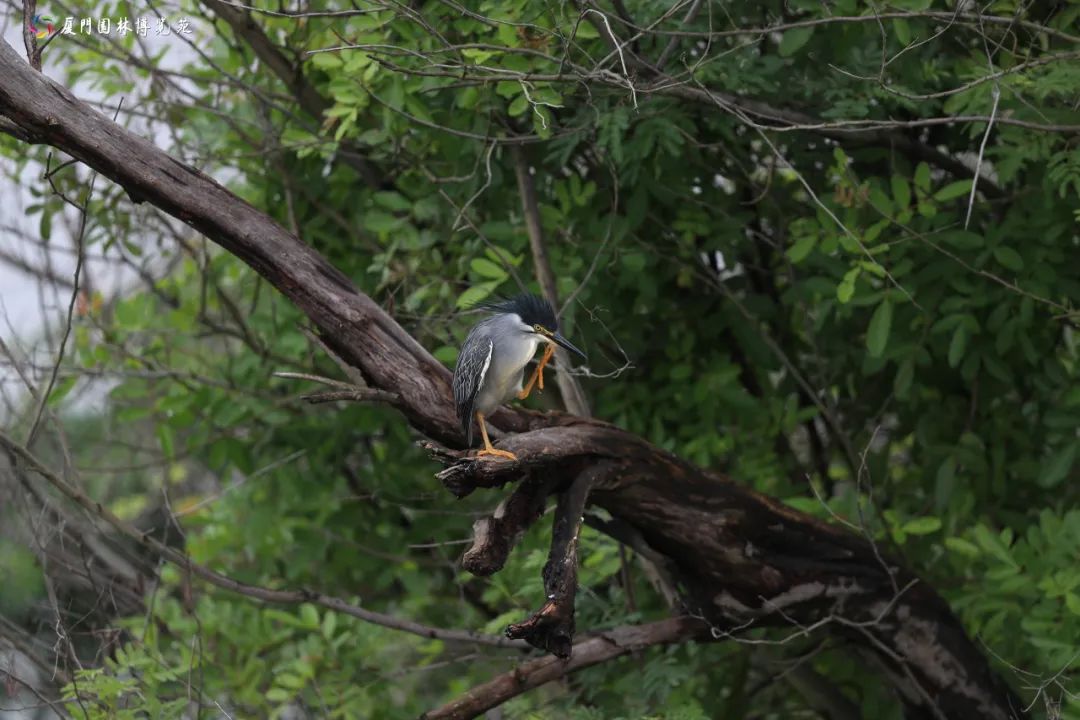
[0,7,202,415]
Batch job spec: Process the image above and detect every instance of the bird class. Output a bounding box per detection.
[453,293,586,461]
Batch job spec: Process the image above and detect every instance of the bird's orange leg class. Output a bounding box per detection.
[517,343,556,400]
[474,411,517,460]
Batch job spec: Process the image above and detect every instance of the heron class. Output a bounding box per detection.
[452,293,586,460]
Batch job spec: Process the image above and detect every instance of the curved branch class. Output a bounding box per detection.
[422,617,709,720]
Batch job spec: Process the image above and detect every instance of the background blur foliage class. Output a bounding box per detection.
[1,0,1079,717]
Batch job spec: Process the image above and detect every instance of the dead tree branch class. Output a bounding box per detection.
[506,461,610,657]
[422,616,709,720]
[462,472,561,577]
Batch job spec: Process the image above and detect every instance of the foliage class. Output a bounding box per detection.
[1,0,1078,717]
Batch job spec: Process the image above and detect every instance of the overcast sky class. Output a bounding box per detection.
[0,10,198,412]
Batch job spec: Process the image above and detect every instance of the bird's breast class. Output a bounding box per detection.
[486,334,540,401]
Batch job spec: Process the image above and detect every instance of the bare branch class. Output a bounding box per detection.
[511,145,591,417]
[422,617,708,720]
[461,472,561,577]
[505,461,610,657]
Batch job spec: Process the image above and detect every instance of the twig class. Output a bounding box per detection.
[966,92,1002,227]
[21,0,42,70]
[25,99,121,446]
[300,389,401,405]
[655,0,703,71]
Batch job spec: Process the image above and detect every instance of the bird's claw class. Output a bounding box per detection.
[476,448,518,461]
[517,345,556,401]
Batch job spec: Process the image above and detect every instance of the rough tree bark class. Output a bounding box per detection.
[0,40,1026,719]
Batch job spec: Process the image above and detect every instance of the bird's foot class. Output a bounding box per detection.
[517,345,556,400]
[475,448,518,461]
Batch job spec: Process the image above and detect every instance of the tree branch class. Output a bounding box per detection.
[461,472,561,576]
[422,616,709,720]
[505,462,609,657]
[511,145,591,416]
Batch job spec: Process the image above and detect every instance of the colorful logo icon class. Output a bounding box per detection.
[30,14,55,39]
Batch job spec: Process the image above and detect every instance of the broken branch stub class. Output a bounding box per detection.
[505,462,610,658]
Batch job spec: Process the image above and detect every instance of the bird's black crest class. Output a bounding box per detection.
[478,293,558,330]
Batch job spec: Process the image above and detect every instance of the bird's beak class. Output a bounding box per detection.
[549,332,586,360]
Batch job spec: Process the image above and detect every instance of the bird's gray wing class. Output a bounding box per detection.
[452,329,494,446]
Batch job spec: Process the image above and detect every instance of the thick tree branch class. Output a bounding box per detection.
[425,424,1026,719]
[505,461,609,657]
[462,472,561,576]
[422,616,709,720]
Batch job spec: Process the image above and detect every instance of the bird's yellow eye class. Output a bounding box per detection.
[533,324,543,334]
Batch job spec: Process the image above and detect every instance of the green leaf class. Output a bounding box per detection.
[266,688,291,703]
[894,360,914,397]
[935,456,956,511]
[778,27,814,56]
[972,525,1017,567]
[507,93,529,117]
[461,48,497,64]
[947,326,967,368]
[902,517,942,535]
[456,281,499,309]
[933,180,973,201]
[157,425,174,459]
[309,52,342,70]
[914,162,931,193]
[363,211,403,234]
[1038,442,1077,489]
[575,21,599,39]
[893,18,912,45]
[866,300,893,357]
[322,611,337,640]
[300,603,319,629]
[992,246,1024,272]
[276,672,306,690]
[373,192,412,212]
[944,537,980,557]
[433,346,458,364]
[837,267,860,303]
[786,235,817,263]
[891,175,911,209]
[470,258,507,280]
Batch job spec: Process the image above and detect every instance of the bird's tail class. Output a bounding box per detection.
[462,413,474,447]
